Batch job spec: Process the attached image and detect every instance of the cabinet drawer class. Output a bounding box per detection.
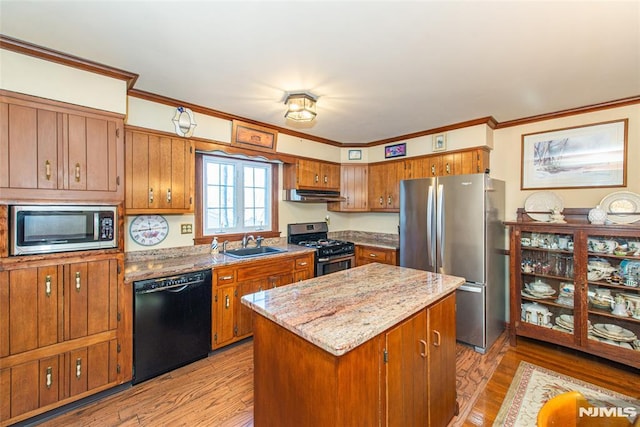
[214,268,235,285]
[237,259,294,281]
[360,247,391,262]
[295,256,312,270]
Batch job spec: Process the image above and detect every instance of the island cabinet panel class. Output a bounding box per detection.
[211,252,314,350]
[384,293,456,427]
[0,91,124,203]
[0,254,125,426]
[250,290,458,427]
[124,128,194,214]
[253,315,383,427]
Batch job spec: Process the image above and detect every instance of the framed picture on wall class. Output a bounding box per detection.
[521,119,627,190]
[433,134,446,152]
[385,143,406,159]
[231,120,278,153]
[348,149,362,160]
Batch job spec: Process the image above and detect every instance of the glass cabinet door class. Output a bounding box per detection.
[585,233,640,355]
[519,231,576,339]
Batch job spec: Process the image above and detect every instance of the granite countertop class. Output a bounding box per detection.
[241,263,464,356]
[329,231,399,250]
[124,244,315,283]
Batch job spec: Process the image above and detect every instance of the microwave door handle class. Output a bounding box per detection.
[94,213,99,240]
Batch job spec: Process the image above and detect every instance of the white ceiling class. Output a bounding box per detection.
[1,1,639,144]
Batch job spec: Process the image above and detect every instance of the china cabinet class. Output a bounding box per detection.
[507,208,640,368]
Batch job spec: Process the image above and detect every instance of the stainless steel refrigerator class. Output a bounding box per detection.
[399,173,506,353]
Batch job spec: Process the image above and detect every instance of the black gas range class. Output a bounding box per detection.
[287,222,355,276]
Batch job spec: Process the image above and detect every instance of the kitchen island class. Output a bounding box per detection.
[241,263,465,427]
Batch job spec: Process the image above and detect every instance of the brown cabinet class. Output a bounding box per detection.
[368,161,404,212]
[124,128,194,214]
[0,91,124,203]
[506,215,640,369]
[328,164,368,212]
[283,158,340,191]
[355,245,398,266]
[212,252,314,349]
[385,292,457,427]
[0,255,125,425]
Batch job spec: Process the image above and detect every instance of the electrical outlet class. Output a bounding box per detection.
[181,223,193,234]
[325,215,330,225]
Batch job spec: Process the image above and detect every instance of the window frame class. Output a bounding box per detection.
[194,153,280,245]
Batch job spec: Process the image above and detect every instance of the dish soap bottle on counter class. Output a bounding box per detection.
[211,237,219,255]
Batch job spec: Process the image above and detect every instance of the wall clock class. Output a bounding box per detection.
[129,215,169,246]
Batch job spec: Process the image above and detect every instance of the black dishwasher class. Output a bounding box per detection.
[133,269,212,384]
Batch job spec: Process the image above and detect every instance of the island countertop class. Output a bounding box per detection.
[241,263,465,356]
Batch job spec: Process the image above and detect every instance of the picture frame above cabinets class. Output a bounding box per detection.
[348,149,362,160]
[231,120,278,153]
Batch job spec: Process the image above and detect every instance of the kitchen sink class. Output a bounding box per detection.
[224,246,287,258]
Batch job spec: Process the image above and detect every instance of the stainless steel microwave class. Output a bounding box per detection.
[10,205,118,255]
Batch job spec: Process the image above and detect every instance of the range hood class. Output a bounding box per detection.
[283,189,346,203]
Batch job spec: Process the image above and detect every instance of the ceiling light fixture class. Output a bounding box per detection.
[284,92,317,122]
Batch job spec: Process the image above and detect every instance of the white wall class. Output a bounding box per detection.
[492,104,640,221]
[0,49,127,114]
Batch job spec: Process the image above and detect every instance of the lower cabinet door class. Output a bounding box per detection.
[214,286,237,348]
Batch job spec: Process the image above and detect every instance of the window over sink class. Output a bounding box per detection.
[196,153,279,242]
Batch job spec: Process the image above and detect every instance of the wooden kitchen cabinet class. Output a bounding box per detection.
[328,164,368,212]
[355,245,398,266]
[0,90,124,203]
[283,158,340,191]
[124,127,194,214]
[368,161,404,212]
[506,210,640,369]
[385,293,456,427]
[0,254,125,425]
[212,252,314,350]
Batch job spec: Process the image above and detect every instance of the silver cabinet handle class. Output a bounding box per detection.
[369,253,377,258]
[379,197,383,206]
[445,163,451,174]
[149,188,154,203]
[324,175,328,184]
[225,295,230,309]
[298,262,308,266]
[431,164,436,176]
[167,188,172,203]
[220,275,233,281]
[387,196,392,206]
[75,163,81,182]
[45,275,52,297]
[315,174,319,183]
[419,339,427,358]
[75,271,81,292]
[76,358,82,379]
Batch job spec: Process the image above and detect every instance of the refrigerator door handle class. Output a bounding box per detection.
[459,285,483,293]
[427,184,435,268]
[436,183,444,272]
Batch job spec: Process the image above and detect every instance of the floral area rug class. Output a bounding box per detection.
[493,361,640,426]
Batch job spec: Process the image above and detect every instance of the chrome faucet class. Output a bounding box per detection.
[241,233,255,248]
[255,236,264,248]
[222,240,229,254]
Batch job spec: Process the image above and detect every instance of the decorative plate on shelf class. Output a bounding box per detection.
[524,191,564,222]
[599,191,640,224]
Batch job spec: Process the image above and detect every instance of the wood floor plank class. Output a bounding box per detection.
[34,333,639,427]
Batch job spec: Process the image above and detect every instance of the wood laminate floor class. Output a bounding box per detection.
[34,332,639,427]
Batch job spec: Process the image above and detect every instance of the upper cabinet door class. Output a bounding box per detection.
[125,128,194,214]
[0,92,124,203]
